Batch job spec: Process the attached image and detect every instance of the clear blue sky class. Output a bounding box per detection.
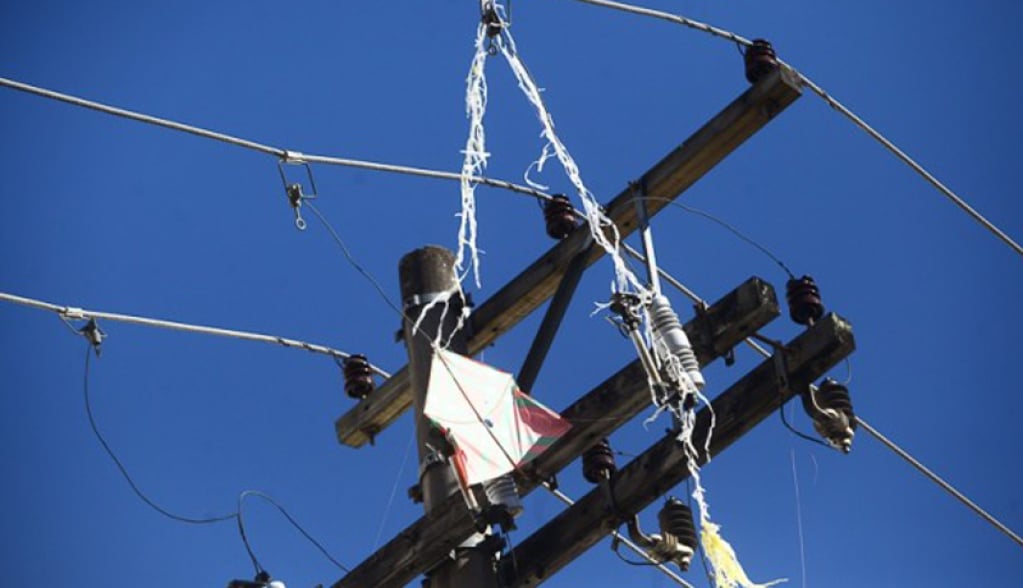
[1,1,1021,586]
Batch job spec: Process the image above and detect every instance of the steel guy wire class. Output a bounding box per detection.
[0,76,553,203]
[568,0,1023,258]
[541,482,695,588]
[0,290,390,378]
[621,247,1023,552]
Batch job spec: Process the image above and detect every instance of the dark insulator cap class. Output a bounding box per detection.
[744,39,780,84]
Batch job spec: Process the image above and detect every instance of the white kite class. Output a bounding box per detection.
[424,348,570,487]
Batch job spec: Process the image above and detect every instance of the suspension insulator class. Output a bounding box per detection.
[343,354,375,400]
[802,378,856,453]
[744,39,779,84]
[658,497,698,569]
[543,194,577,240]
[650,295,705,390]
[786,275,825,326]
[582,438,617,484]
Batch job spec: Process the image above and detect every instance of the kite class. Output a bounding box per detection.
[423,348,570,487]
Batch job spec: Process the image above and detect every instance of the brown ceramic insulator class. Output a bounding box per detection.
[744,39,779,84]
[658,497,698,554]
[582,438,617,484]
[343,354,375,400]
[786,275,824,326]
[544,194,577,240]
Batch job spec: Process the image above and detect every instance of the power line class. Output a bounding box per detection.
[855,417,1023,550]
[568,0,1023,258]
[0,76,553,203]
[83,341,353,574]
[0,290,390,378]
[621,247,1023,552]
[83,346,238,525]
[637,196,796,279]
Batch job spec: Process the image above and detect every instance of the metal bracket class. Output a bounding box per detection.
[277,158,318,230]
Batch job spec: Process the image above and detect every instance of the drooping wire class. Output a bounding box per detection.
[238,490,352,573]
[3,290,390,378]
[638,196,796,279]
[304,201,408,323]
[0,76,553,203]
[82,345,238,524]
[567,0,1023,259]
[83,344,353,571]
[779,394,832,450]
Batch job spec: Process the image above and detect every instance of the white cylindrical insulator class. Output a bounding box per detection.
[483,474,523,517]
[649,295,705,389]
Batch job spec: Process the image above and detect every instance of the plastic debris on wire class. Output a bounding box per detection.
[456,17,491,290]
[423,348,570,486]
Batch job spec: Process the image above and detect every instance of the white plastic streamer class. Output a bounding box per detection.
[456,21,491,289]
[495,28,645,298]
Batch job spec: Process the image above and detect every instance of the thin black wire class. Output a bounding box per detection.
[305,201,409,322]
[639,196,796,279]
[305,198,523,473]
[83,343,351,574]
[239,490,351,573]
[778,394,831,449]
[612,536,661,567]
[82,345,238,525]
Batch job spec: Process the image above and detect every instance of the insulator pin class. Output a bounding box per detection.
[786,275,824,326]
[802,378,856,453]
[582,438,617,484]
[343,354,375,400]
[543,194,577,240]
[650,295,705,390]
[744,39,779,84]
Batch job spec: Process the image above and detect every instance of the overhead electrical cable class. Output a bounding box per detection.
[854,417,1023,550]
[622,248,1023,551]
[568,0,1023,258]
[81,342,352,574]
[0,76,552,202]
[82,346,237,525]
[0,290,390,378]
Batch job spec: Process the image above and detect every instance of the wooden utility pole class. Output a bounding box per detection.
[398,246,498,588]
[332,66,825,588]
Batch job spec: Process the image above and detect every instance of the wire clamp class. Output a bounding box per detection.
[277,158,318,231]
